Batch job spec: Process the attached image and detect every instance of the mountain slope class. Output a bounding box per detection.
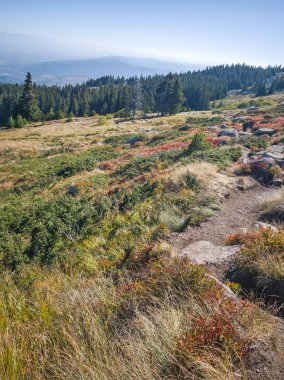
[0,56,201,85]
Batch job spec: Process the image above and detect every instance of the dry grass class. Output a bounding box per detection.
[0,257,280,380]
[171,162,237,199]
[261,189,284,225]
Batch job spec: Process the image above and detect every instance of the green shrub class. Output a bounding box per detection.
[192,147,242,168]
[15,115,28,128]
[114,109,131,118]
[66,112,74,122]
[8,115,15,128]
[56,110,66,119]
[98,116,107,126]
[186,133,211,154]
[238,135,268,150]
[235,229,284,280]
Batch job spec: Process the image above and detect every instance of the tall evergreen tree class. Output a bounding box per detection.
[17,73,41,121]
[127,79,143,117]
[255,81,267,97]
[169,78,184,114]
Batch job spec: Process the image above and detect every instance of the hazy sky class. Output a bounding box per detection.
[0,0,283,65]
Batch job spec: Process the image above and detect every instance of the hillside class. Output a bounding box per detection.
[0,92,283,379]
[1,64,283,127]
[0,56,195,85]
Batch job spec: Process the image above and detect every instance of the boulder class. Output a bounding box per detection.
[67,185,77,196]
[217,129,239,138]
[249,158,275,185]
[233,116,246,122]
[276,159,284,169]
[181,240,239,264]
[254,222,278,232]
[126,136,140,145]
[253,128,275,136]
[262,152,283,160]
[269,144,284,154]
[272,178,283,187]
[239,131,252,136]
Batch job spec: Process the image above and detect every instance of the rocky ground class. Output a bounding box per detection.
[170,181,284,380]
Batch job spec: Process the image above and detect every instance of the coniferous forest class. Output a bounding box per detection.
[0,64,283,126]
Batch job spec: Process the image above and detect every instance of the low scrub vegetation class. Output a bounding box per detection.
[0,255,277,380]
[0,95,283,378]
[232,229,284,281]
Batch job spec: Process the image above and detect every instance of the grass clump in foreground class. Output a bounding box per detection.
[0,254,278,380]
[261,192,284,225]
[228,229,284,281]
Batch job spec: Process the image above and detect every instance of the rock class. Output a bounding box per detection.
[239,131,252,136]
[253,128,276,136]
[219,124,228,129]
[272,178,283,187]
[262,152,283,160]
[254,222,278,232]
[208,274,237,299]
[233,116,247,122]
[248,106,258,110]
[67,185,77,196]
[217,129,239,138]
[246,158,283,185]
[269,144,284,154]
[236,177,259,191]
[126,136,140,145]
[181,240,239,264]
[276,159,284,169]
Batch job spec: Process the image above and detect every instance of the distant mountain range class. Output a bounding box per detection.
[0,56,203,85]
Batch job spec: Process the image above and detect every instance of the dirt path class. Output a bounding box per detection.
[170,184,279,255]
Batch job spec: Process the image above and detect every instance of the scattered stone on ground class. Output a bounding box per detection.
[254,221,278,232]
[254,128,276,136]
[181,240,239,264]
[217,129,239,138]
[238,148,284,186]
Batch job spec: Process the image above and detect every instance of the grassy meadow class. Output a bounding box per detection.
[0,94,283,379]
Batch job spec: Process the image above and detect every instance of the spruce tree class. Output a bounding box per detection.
[8,115,15,128]
[18,72,41,121]
[169,78,184,114]
[127,79,143,118]
[255,81,266,97]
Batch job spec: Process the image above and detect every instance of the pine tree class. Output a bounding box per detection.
[15,115,27,128]
[8,115,15,128]
[255,81,266,97]
[127,79,143,118]
[18,73,41,121]
[169,78,184,114]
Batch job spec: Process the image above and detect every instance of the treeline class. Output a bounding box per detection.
[0,64,283,126]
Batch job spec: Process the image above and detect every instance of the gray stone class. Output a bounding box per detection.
[254,222,278,232]
[269,144,284,154]
[253,128,276,136]
[239,131,252,136]
[263,152,283,160]
[272,178,283,187]
[276,159,284,169]
[181,240,239,264]
[217,129,239,138]
[126,136,140,145]
[67,185,77,196]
